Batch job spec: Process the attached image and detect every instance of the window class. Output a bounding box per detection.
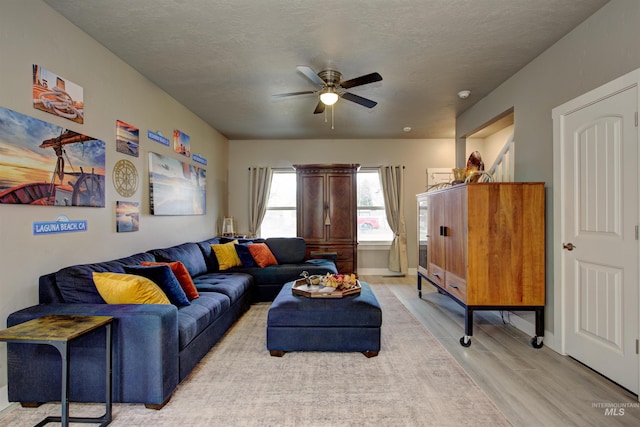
[357,169,393,242]
[260,168,393,242]
[260,170,296,238]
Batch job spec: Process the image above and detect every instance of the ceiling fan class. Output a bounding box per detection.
[273,65,383,114]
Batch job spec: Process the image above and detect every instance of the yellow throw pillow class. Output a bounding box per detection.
[93,272,170,304]
[211,240,242,270]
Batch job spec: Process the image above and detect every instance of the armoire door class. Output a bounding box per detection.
[297,173,326,242]
[326,173,355,242]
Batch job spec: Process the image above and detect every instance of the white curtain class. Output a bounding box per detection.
[248,167,273,238]
[379,166,407,275]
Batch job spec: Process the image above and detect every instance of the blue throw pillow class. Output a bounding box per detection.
[123,265,190,307]
[197,238,221,272]
[235,243,256,267]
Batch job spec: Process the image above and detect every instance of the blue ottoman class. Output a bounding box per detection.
[266,281,382,357]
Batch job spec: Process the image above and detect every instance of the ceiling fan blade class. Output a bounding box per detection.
[342,92,378,108]
[313,100,325,114]
[297,65,326,87]
[272,90,316,98]
[340,72,382,89]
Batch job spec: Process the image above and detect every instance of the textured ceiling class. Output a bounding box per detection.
[43,0,609,140]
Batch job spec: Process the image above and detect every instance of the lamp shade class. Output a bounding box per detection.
[319,90,339,106]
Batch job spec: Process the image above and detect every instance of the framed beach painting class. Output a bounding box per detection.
[116,120,139,157]
[148,152,205,215]
[0,107,105,207]
[173,129,191,157]
[116,201,140,232]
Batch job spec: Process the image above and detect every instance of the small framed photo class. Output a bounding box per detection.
[173,129,191,157]
[116,201,139,232]
[116,120,139,157]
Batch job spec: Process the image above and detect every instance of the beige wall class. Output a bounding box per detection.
[228,138,455,273]
[0,0,227,401]
[2,0,639,405]
[456,0,640,347]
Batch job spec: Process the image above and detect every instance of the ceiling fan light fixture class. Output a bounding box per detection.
[320,89,339,106]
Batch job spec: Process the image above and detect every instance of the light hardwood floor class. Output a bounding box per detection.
[361,275,640,427]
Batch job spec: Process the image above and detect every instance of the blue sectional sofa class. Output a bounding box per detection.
[6,237,336,409]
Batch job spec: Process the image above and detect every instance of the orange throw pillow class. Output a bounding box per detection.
[141,261,199,300]
[247,243,278,268]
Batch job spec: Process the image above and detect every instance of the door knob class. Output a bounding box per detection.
[563,242,576,251]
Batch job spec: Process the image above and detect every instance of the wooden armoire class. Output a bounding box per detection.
[294,164,359,274]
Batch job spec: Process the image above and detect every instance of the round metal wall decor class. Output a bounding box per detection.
[112,159,138,197]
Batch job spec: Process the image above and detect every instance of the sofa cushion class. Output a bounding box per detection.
[177,292,230,350]
[93,272,171,305]
[192,272,253,304]
[211,241,242,270]
[266,237,306,264]
[124,265,190,307]
[148,242,208,277]
[248,243,278,267]
[55,252,155,304]
[142,261,199,301]
[229,261,337,286]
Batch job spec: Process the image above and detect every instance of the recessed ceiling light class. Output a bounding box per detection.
[403,126,412,132]
[458,90,471,99]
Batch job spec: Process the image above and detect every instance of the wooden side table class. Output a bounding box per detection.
[0,314,113,427]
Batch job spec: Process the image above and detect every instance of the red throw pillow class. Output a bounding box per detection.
[141,261,199,300]
[247,243,278,268]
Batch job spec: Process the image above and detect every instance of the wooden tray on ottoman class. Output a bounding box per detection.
[292,278,362,298]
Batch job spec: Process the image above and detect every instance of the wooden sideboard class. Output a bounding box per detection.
[417,182,546,348]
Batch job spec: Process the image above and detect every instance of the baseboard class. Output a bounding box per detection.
[358,268,418,276]
[358,268,395,275]
[0,385,11,412]
[508,311,558,353]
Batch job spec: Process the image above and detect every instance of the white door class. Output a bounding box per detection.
[560,85,638,393]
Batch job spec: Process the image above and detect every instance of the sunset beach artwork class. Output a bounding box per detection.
[173,129,191,157]
[0,106,106,207]
[116,201,140,232]
[32,65,84,124]
[148,152,205,215]
[116,120,139,157]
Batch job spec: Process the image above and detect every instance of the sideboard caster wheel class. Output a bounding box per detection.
[459,336,471,347]
[531,336,544,349]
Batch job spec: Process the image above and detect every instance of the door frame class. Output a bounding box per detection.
[552,68,640,385]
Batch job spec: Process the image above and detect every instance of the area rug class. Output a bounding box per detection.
[0,284,510,426]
